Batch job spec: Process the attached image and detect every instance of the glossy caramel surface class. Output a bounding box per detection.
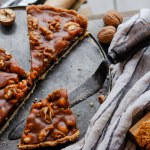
[21,89,78,145]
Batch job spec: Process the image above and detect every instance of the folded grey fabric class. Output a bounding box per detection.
[62,9,150,150]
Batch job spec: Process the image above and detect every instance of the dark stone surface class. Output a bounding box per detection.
[0,8,110,150]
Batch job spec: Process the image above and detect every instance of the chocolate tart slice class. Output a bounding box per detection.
[18,89,79,149]
[0,49,33,134]
[26,5,88,81]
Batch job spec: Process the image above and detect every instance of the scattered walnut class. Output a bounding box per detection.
[98,26,116,44]
[103,10,123,28]
[98,95,105,104]
[0,9,16,26]
[48,17,61,32]
[39,106,52,123]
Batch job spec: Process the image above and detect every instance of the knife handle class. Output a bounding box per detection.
[108,23,150,64]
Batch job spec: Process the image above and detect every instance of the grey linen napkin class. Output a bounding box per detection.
[62,9,150,150]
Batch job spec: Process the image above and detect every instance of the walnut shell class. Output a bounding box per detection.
[0,9,16,26]
[98,26,116,44]
[103,10,123,28]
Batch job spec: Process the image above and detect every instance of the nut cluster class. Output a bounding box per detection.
[98,10,123,44]
[4,79,30,103]
[64,21,81,36]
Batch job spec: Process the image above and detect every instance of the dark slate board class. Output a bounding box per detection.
[0,7,110,150]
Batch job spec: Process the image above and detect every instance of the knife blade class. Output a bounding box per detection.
[8,59,109,140]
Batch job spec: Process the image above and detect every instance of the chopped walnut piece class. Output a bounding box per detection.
[19,89,79,149]
[52,129,65,139]
[8,80,15,85]
[4,79,29,101]
[39,129,50,142]
[0,9,16,26]
[29,31,41,45]
[39,26,53,40]
[57,121,68,134]
[48,17,61,32]
[39,125,54,142]
[39,106,52,123]
[64,21,80,32]
[4,85,16,100]
[23,135,32,144]
[0,59,5,69]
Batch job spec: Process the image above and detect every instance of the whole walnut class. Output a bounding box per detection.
[103,10,123,28]
[98,26,116,44]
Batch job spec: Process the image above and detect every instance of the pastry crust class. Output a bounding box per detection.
[18,130,79,149]
[18,89,80,149]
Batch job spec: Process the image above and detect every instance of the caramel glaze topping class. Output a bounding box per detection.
[0,49,32,127]
[0,49,27,78]
[27,5,87,81]
[21,89,78,144]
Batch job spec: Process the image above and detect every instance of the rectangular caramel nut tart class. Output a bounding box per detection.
[18,89,79,149]
[0,49,33,133]
[27,5,88,81]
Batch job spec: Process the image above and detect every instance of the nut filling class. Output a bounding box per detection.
[27,5,87,81]
[19,89,79,149]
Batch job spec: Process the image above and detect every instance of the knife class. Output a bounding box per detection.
[8,22,150,140]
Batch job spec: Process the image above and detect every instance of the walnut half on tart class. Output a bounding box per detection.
[18,89,79,149]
